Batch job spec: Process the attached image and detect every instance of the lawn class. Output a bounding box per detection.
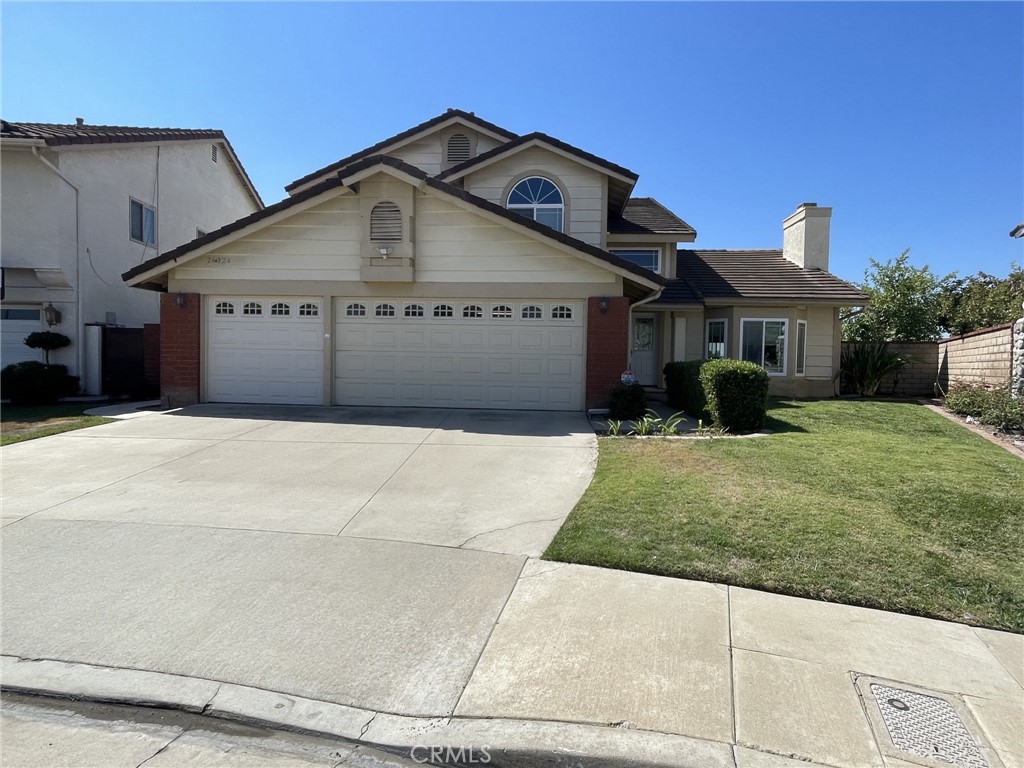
[1,404,113,446]
[545,399,1024,632]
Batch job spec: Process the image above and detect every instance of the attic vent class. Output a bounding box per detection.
[211,144,218,163]
[370,201,402,242]
[446,133,471,164]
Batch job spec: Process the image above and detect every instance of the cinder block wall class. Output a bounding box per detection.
[937,324,1013,390]
[882,342,940,396]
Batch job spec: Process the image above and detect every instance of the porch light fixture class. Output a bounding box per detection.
[176,291,187,309]
[43,302,61,327]
[376,246,393,258]
[599,296,609,314]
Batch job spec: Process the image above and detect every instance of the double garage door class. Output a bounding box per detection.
[206,297,583,410]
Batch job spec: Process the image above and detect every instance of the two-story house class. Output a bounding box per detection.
[123,109,866,411]
[1,120,263,390]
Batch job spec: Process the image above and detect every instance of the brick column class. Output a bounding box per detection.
[585,296,629,410]
[159,293,200,408]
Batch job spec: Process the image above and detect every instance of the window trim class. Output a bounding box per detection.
[796,320,807,376]
[610,248,661,274]
[705,318,728,360]
[129,198,157,246]
[740,317,789,377]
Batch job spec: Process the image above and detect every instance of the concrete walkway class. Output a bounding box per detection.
[2,407,1022,767]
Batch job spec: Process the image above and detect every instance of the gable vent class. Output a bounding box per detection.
[446,133,471,164]
[211,144,219,163]
[370,201,402,242]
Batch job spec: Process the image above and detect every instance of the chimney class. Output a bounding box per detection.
[782,202,831,271]
[75,117,85,127]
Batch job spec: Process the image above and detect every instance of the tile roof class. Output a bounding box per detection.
[437,131,639,183]
[284,109,519,193]
[608,198,696,236]
[652,250,868,305]
[2,120,224,146]
[123,154,665,291]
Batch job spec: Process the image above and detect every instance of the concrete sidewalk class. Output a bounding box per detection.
[3,549,1020,767]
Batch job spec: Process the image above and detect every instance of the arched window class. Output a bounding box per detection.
[298,303,319,317]
[404,304,424,318]
[507,177,564,232]
[243,302,262,316]
[375,303,396,317]
[551,305,573,320]
[521,305,542,320]
[433,304,453,318]
[346,303,366,317]
[491,305,513,319]
[271,302,290,316]
[215,301,234,315]
[370,201,402,242]
[463,304,483,319]
[446,133,471,164]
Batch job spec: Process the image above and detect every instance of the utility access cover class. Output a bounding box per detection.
[856,675,1002,768]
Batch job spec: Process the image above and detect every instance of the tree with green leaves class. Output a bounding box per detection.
[938,265,1024,336]
[841,250,954,342]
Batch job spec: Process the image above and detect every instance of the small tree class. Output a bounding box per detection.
[24,331,71,364]
[939,265,1024,336]
[842,250,953,342]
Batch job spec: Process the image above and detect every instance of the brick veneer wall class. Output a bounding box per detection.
[159,293,200,408]
[938,324,1013,390]
[142,323,161,399]
[585,296,629,410]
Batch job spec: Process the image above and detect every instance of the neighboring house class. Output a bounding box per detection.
[123,109,867,411]
[0,119,263,389]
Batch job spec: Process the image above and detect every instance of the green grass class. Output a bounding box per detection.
[545,400,1024,632]
[1,404,113,445]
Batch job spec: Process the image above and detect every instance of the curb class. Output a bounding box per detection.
[0,655,734,768]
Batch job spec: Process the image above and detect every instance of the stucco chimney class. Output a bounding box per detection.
[782,202,831,271]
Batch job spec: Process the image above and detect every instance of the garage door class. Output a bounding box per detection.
[335,299,583,410]
[1,306,43,367]
[206,297,323,405]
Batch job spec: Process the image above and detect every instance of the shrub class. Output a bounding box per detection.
[24,331,71,364]
[839,342,908,396]
[608,383,647,420]
[942,383,990,418]
[944,383,1024,431]
[663,360,708,419]
[1,361,79,405]
[699,359,770,432]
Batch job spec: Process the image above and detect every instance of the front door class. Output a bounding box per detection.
[631,314,658,386]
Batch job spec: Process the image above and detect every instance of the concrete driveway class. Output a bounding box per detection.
[1,404,596,556]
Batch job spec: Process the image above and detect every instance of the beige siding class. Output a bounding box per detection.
[463,146,606,247]
[804,306,835,379]
[385,130,508,177]
[172,182,618,290]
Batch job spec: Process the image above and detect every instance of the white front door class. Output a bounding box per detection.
[631,314,658,386]
[1,306,43,367]
[334,298,583,410]
[206,297,324,405]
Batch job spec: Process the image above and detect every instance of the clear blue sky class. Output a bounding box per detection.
[3,2,1022,284]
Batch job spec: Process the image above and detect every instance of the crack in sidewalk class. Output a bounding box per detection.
[458,516,564,549]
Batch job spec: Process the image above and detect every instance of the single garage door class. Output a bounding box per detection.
[1,306,43,367]
[335,298,583,410]
[206,297,324,405]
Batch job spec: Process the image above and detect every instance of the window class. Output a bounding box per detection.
[507,177,564,232]
[271,302,290,316]
[370,201,402,242]
[375,303,396,317]
[214,301,234,315]
[491,305,513,319]
[551,305,573,320]
[299,303,319,317]
[129,199,156,245]
[463,304,483,319]
[243,302,263,316]
[706,319,727,359]
[521,305,542,319]
[741,319,787,375]
[434,303,453,318]
[346,303,366,317]
[796,320,807,375]
[211,144,219,163]
[404,304,424,317]
[446,133,471,164]
[611,249,661,273]
[0,308,41,321]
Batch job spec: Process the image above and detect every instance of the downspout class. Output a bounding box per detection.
[32,147,82,380]
[627,284,665,385]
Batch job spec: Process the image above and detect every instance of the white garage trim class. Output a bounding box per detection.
[334,298,583,411]
[206,296,325,405]
[1,305,43,367]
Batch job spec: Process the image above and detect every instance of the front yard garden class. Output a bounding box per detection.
[545,399,1024,632]
[1,404,112,446]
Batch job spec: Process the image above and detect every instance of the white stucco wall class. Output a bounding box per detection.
[0,140,259,376]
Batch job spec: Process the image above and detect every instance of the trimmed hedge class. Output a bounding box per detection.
[663,360,709,420]
[699,359,770,432]
[1,361,79,405]
[608,383,647,420]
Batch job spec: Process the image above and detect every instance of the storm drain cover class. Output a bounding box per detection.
[868,682,989,767]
